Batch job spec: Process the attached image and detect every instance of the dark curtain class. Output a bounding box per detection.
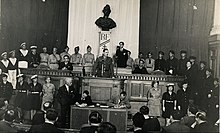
[0,0,69,54]
[139,0,214,62]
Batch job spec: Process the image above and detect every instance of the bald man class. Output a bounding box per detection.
[57,78,79,128]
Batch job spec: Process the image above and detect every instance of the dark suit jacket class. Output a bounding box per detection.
[142,118,161,132]
[0,121,17,133]
[80,125,98,133]
[57,85,79,106]
[59,62,73,70]
[0,81,13,101]
[29,122,64,133]
[162,121,190,133]
[77,95,93,106]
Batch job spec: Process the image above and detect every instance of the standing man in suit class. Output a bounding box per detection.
[57,77,79,128]
[115,41,129,68]
[29,108,64,133]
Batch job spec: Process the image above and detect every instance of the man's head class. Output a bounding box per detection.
[119,41,124,48]
[89,111,102,124]
[97,122,116,133]
[147,52,153,58]
[82,90,89,99]
[1,74,8,83]
[45,108,58,122]
[74,46,79,54]
[182,81,188,89]
[87,45,92,53]
[138,52,143,58]
[170,110,183,122]
[140,106,149,115]
[180,50,187,59]
[169,50,175,58]
[42,47,47,53]
[65,78,73,87]
[63,55,70,63]
[206,69,212,77]
[4,109,16,123]
[158,51,164,58]
[199,61,206,69]
[132,112,145,128]
[187,106,198,116]
[139,59,145,68]
[119,91,127,101]
[189,56,196,64]
[52,47,57,54]
[186,61,192,68]
[103,49,109,57]
[214,78,219,86]
[43,101,53,112]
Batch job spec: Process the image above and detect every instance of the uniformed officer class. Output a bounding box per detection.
[29,46,40,68]
[177,81,190,116]
[115,41,129,68]
[0,52,10,74]
[0,74,13,101]
[39,46,49,68]
[82,45,95,66]
[145,52,155,74]
[93,49,114,78]
[48,47,61,70]
[71,46,82,65]
[29,75,42,119]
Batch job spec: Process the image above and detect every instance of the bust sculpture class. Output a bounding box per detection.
[95,4,117,31]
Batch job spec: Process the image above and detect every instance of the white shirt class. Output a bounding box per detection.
[9,58,17,66]
[1,60,9,68]
[65,84,69,92]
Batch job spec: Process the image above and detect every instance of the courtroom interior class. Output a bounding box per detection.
[0,0,219,133]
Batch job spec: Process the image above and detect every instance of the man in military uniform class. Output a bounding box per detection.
[71,46,82,65]
[82,45,95,66]
[0,52,10,74]
[178,50,188,76]
[115,41,128,68]
[29,46,40,68]
[93,49,114,78]
[0,74,13,102]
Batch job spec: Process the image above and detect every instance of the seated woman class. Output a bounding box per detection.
[132,59,148,74]
[75,90,93,107]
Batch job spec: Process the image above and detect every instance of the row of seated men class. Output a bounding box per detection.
[0,41,208,76]
[0,72,219,131]
[0,97,219,133]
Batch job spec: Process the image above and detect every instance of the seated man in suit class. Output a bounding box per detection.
[59,55,73,70]
[0,109,17,133]
[97,122,117,133]
[132,59,148,74]
[75,90,93,107]
[107,91,131,109]
[132,112,145,133]
[162,110,190,133]
[29,108,64,133]
[180,105,198,128]
[140,106,161,132]
[80,111,103,133]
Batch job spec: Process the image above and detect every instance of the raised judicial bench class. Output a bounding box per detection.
[70,106,128,132]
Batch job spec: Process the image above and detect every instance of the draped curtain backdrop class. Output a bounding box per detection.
[0,0,69,54]
[140,0,214,61]
[67,0,140,58]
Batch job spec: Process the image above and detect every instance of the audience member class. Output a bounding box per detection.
[178,50,188,76]
[189,56,198,72]
[18,42,29,68]
[180,105,198,128]
[0,109,17,132]
[71,46,82,65]
[59,55,73,70]
[48,47,61,70]
[29,108,64,133]
[116,41,129,68]
[41,76,55,111]
[93,49,114,78]
[193,111,215,132]
[145,52,155,74]
[80,111,102,133]
[29,75,43,119]
[126,51,134,69]
[42,101,53,112]
[162,83,177,126]
[147,81,161,117]
[82,45,95,66]
[177,81,190,116]
[162,110,190,133]
[107,91,131,109]
[8,50,18,89]
[60,46,71,62]
[132,59,148,74]
[57,77,79,128]
[75,90,93,107]
[166,50,178,75]
[39,46,49,68]
[132,112,145,133]
[97,122,116,133]
[0,52,9,74]
[155,51,166,72]
[140,106,160,132]
[0,73,13,102]
[31,110,45,125]
[29,46,40,68]
[134,52,144,67]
